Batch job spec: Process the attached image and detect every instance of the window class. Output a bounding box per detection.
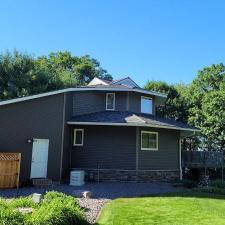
[106,93,115,110]
[73,129,84,146]
[141,96,152,114]
[141,131,158,150]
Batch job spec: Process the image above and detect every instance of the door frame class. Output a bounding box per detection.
[30,138,49,179]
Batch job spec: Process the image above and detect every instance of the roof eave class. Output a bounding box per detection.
[0,87,167,107]
[67,121,199,132]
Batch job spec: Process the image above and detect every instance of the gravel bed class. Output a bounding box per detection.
[0,182,182,223]
[78,198,111,224]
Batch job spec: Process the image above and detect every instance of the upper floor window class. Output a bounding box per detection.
[106,93,115,110]
[73,129,84,146]
[141,96,152,114]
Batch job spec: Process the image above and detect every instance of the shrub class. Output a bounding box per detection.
[27,198,88,225]
[0,201,24,225]
[210,180,225,189]
[182,179,198,188]
[196,186,225,195]
[0,192,89,225]
[8,196,36,209]
[43,191,78,205]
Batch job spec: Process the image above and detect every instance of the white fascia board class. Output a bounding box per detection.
[88,77,109,86]
[67,121,199,132]
[0,87,167,107]
[0,89,73,106]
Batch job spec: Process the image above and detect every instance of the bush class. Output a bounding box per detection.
[196,186,225,195]
[210,180,225,189]
[26,191,88,225]
[0,192,89,225]
[0,201,24,225]
[8,196,36,209]
[182,179,198,188]
[43,191,78,205]
[183,168,200,181]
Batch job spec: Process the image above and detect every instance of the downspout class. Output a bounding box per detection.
[179,138,183,181]
[59,93,66,183]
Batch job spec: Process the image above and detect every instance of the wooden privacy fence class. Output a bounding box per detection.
[182,151,223,168]
[0,153,21,188]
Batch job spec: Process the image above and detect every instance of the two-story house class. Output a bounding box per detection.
[0,77,198,184]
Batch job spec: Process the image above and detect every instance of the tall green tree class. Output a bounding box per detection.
[0,50,49,100]
[36,52,112,87]
[0,50,113,100]
[145,64,225,151]
[144,81,189,123]
[187,63,225,151]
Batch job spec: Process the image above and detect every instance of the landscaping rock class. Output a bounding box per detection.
[32,193,42,203]
[17,207,33,214]
[82,191,92,198]
[78,198,110,224]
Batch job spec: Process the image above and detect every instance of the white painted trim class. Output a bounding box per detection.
[88,77,109,86]
[30,138,49,179]
[67,121,199,132]
[141,131,158,151]
[71,168,179,172]
[141,96,153,114]
[73,129,84,146]
[179,138,183,180]
[0,87,167,107]
[106,93,115,110]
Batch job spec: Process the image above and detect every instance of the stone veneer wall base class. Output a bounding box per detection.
[74,169,180,182]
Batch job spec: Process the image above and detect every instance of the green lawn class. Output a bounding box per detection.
[96,192,225,225]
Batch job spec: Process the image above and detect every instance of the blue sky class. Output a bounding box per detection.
[0,0,225,86]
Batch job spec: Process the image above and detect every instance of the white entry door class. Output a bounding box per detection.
[30,139,49,179]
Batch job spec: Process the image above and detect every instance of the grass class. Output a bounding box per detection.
[96,192,225,225]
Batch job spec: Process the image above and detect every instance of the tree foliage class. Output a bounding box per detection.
[187,63,225,150]
[144,81,189,123]
[145,63,225,151]
[0,50,112,100]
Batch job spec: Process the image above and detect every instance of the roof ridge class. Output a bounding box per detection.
[111,76,130,84]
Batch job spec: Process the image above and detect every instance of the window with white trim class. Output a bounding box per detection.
[73,129,84,146]
[141,96,152,114]
[141,131,158,150]
[106,93,115,110]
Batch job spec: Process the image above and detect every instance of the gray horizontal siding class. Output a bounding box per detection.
[71,126,136,170]
[138,128,179,170]
[72,91,127,116]
[0,94,65,182]
[129,92,155,115]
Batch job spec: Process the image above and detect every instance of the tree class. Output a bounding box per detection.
[0,50,113,100]
[144,80,189,123]
[36,52,112,87]
[187,63,225,151]
[0,50,49,100]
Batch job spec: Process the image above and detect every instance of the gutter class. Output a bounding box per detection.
[67,121,200,132]
[0,87,167,107]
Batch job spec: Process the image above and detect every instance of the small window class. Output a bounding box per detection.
[73,129,84,146]
[141,131,158,150]
[141,96,152,114]
[106,93,115,110]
